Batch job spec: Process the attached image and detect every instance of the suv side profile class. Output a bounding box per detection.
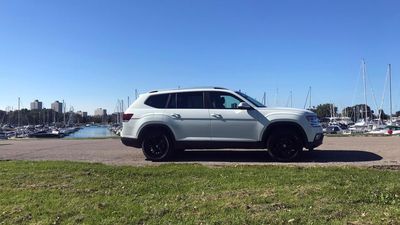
[121,87,323,161]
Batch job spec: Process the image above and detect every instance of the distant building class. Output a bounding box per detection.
[94,108,107,117]
[30,100,43,110]
[51,101,63,113]
[77,111,88,117]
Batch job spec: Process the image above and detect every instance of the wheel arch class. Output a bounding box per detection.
[137,123,176,145]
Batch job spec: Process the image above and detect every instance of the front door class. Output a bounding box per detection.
[207,91,260,142]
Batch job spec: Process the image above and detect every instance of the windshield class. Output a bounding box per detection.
[235,91,266,108]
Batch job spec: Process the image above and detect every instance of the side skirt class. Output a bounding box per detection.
[175,141,265,149]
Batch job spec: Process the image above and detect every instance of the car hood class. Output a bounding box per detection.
[257,107,314,116]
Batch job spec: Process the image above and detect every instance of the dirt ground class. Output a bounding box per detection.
[1,136,400,167]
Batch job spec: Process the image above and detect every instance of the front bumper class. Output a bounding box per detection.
[305,133,324,149]
[121,137,141,148]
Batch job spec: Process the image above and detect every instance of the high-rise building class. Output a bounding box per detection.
[30,100,43,110]
[51,101,63,113]
[94,108,107,117]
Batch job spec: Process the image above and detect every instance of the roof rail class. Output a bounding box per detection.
[147,87,228,93]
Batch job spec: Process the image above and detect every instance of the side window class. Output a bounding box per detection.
[144,94,169,108]
[209,92,242,109]
[177,92,204,109]
[166,93,177,108]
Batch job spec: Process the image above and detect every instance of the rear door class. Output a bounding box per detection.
[207,91,260,142]
[163,91,210,141]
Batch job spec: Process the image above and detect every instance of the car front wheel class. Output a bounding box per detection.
[267,130,302,162]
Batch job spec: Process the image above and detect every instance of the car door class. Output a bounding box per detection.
[163,91,211,141]
[207,91,260,142]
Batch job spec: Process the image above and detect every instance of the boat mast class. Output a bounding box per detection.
[309,86,311,109]
[63,100,66,126]
[18,97,20,127]
[389,64,392,123]
[303,86,311,109]
[362,59,368,122]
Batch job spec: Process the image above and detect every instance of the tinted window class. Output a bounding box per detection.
[166,93,177,108]
[144,94,169,108]
[209,92,242,109]
[177,92,204,109]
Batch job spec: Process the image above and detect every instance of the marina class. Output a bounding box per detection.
[0,125,117,140]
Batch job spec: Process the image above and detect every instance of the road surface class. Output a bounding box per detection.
[1,136,399,167]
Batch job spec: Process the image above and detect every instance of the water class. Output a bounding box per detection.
[65,126,117,139]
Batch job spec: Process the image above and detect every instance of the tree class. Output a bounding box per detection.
[315,103,337,118]
[341,104,373,122]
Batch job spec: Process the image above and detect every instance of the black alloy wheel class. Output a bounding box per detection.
[267,131,302,161]
[142,131,172,161]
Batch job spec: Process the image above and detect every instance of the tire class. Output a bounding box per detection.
[141,130,174,161]
[267,130,303,162]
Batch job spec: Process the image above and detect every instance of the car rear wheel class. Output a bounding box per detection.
[142,131,173,161]
[267,130,302,161]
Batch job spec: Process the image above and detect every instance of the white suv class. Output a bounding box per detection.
[121,87,323,161]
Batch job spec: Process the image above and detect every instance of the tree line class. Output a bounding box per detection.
[310,103,400,121]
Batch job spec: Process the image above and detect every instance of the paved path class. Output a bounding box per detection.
[1,136,400,167]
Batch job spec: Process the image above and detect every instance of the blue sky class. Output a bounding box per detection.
[1,0,399,114]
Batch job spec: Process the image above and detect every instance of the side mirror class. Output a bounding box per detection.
[238,102,252,110]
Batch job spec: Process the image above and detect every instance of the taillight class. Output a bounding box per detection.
[123,113,133,122]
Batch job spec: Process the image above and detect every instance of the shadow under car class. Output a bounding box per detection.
[165,149,383,163]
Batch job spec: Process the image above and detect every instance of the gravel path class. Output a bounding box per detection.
[1,136,400,167]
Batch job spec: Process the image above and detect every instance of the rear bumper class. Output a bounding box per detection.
[305,133,324,149]
[121,137,141,148]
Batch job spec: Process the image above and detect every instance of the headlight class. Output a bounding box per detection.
[306,115,321,127]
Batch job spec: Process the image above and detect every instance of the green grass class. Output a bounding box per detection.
[1,162,400,224]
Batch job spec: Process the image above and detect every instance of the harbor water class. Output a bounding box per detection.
[64,126,117,139]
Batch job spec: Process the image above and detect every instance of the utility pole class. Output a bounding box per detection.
[135,89,138,100]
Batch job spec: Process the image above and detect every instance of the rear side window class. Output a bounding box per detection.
[177,92,204,109]
[144,94,169,108]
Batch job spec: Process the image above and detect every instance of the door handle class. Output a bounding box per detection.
[171,113,181,118]
[211,113,222,118]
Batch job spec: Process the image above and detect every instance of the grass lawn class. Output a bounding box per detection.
[1,161,400,224]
